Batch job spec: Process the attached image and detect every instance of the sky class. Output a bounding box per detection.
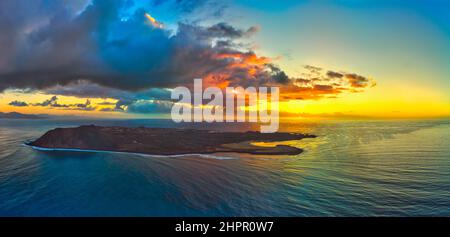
[0,0,449,119]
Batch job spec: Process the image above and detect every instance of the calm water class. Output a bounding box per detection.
[0,118,449,216]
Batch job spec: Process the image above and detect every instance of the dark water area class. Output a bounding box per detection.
[1,118,449,216]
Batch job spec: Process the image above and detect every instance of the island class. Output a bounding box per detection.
[28,125,316,156]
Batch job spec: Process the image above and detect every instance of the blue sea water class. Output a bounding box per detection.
[0,118,449,216]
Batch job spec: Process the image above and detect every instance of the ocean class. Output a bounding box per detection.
[0,118,449,216]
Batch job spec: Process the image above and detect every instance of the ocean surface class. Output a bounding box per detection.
[0,118,449,216]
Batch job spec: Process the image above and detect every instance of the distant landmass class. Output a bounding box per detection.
[29,125,316,156]
[0,112,43,119]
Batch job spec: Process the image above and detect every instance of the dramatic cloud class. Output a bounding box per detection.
[204,23,259,39]
[8,100,28,107]
[0,0,375,114]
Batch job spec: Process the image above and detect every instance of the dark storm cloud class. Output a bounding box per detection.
[345,73,370,88]
[326,70,344,79]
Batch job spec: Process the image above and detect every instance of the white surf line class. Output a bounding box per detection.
[24,144,237,160]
